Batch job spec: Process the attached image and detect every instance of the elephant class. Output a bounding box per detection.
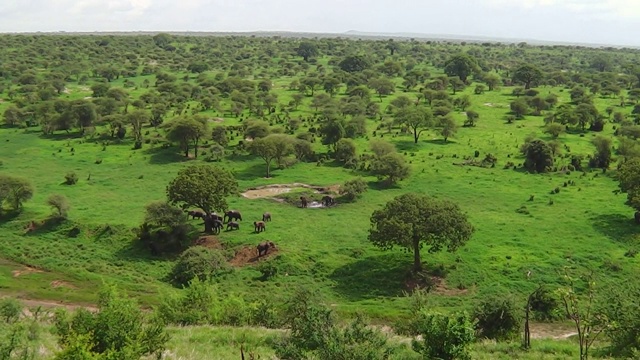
[209,212,224,222]
[257,241,276,257]
[300,196,308,208]
[186,210,205,220]
[224,210,243,223]
[226,221,240,231]
[212,219,223,234]
[321,195,335,207]
[262,212,272,222]
[254,221,266,233]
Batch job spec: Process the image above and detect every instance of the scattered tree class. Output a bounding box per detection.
[368,193,474,271]
[47,194,70,219]
[396,106,434,144]
[513,64,543,89]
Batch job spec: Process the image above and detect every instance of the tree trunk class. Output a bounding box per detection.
[414,130,419,144]
[266,161,271,178]
[413,237,421,272]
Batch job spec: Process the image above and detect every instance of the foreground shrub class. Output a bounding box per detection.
[412,310,475,360]
[473,293,521,340]
[53,285,168,359]
[274,289,395,360]
[170,247,231,286]
[530,286,562,321]
[339,177,368,201]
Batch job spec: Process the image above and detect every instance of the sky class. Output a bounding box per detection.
[0,0,639,46]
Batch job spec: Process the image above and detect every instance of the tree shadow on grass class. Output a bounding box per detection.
[394,140,422,152]
[591,213,638,244]
[144,146,188,165]
[367,180,402,191]
[38,132,83,141]
[235,163,269,181]
[330,254,411,301]
[424,139,456,146]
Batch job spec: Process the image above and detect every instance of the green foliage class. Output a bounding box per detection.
[166,164,238,215]
[513,64,543,89]
[601,284,640,357]
[334,138,357,164]
[64,172,78,185]
[170,247,231,286]
[47,194,70,219]
[368,193,474,271]
[396,106,433,144]
[143,201,187,229]
[0,298,22,324]
[544,123,566,138]
[412,310,475,360]
[54,285,169,359]
[529,286,562,322]
[616,158,640,211]
[439,114,459,142]
[589,136,612,169]
[250,134,294,177]
[211,125,228,147]
[522,139,554,173]
[274,289,394,360]
[244,120,271,140]
[444,54,480,82]
[164,116,208,158]
[296,42,318,62]
[339,177,368,202]
[0,174,34,212]
[339,55,371,73]
[473,293,521,341]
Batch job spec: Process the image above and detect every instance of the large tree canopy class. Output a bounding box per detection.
[166,164,238,227]
[395,106,434,144]
[444,54,479,82]
[368,193,474,271]
[512,64,543,90]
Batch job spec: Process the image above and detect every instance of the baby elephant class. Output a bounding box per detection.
[254,221,266,233]
[257,241,276,257]
[262,212,272,222]
[226,221,240,231]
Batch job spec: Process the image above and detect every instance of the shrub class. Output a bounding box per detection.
[473,293,521,340]
[0,297,22,323]
[0,174,34,212]
[64,172,78,185]
[529,286,561,321]
[412,310,475,360]
[47,194,70,219]
[334,138,357,164]
[170,247,231,286]
[339,178,368,201]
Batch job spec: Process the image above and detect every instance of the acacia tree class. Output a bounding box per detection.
[127,109,149,149]
[250,134,294,178]
[296,41,318,62]
[165,117,207,158]
[166,164,238,232]
[444,54,479,82]
[396,106,434,144]
[368,193,474,272]
[513,64,543,90]
[0,175,34,213]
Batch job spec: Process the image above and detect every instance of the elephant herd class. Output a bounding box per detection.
[185,209,274,256]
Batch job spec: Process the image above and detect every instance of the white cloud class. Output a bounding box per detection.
[486,0,640,19]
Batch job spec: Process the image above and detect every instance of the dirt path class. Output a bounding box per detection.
[241,183,339,199]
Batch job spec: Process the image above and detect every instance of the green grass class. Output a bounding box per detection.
[1,81,639,323]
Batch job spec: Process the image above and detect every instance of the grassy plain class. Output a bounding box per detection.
[0,36,639,360]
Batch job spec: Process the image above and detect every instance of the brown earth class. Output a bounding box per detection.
[12,266,43,278]
[193,235,224,249]
[50,280,77,289]
[229,245,279,267]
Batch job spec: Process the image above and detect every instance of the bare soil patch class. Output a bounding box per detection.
[193,235,224,249]
[529,322,579,340]
[241,183,339,199]
[50,280,77,289]
[208,117,224,123]
[12,266,43,278]
[229,245,279,267]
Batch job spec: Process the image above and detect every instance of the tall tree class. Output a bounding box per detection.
[444,54,479,82]
[127,109,149,149]
[166,164,238,231]
[296,41,318,62]
[396,106,434,144]
[250,134,294,178]
[368,193,474,272]
[165,117,207,158]
[513,64,543,90]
